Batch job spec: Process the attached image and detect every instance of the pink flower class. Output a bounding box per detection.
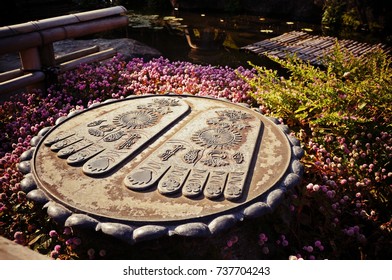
[261,246,269,255]
[306,183,314,190]
[339,179,347,185]
[17,191,26,201]
[63,227,72,235]
[0,193,7,201]
[72,237,82,246]
[13,231,24,241]
[227,235,239,247]
[49,230,58,238]
[312,184,320,192]
[259,233,268,242]
[345,228,355,236]
[87,248,95,259]
[50,250,59,259]
[303,245,313,253]
[99,249,106,257]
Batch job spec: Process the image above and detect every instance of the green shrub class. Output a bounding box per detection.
[241,46,392,247]
[322,0,346,29]
[243,44,391,138]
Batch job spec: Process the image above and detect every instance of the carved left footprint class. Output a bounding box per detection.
[44,97,190,175]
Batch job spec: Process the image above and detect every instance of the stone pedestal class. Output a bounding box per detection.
[19,94,303,243]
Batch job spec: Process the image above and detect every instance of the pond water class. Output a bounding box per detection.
[124,9,322,68]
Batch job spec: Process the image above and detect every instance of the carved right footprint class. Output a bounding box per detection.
[44,97,190,175]
[124,109,262,201]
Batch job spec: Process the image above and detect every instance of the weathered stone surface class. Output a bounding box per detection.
[26,189,48,204]
[20,174,36,193]
[292,145,305,159]
[46,202,72,224]
[20,148,35,162]
[282,173,301,190]
[208,214,238,234]
[173,223,210,237]
[66,109,82,118]
[133,225,168,242]
[64,214,99,229]
[278,124,290,134]
[288,135,301,147]
[291,159,304,177]
[25,94,302,242]
[30,136,43,147]
[97,223,135,244]
[17,161,31,174]
[266,188,285,210]
[55,116,68,125]
[38,127,52,137]
[243,202,271,218]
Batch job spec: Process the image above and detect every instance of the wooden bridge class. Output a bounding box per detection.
[241,31,391,65]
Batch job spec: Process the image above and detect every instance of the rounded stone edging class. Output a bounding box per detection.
[17,95,303,244]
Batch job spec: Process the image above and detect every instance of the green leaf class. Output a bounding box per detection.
[28,233,45,246]
[294,105,308,113]
[358,102,367,110]
[36,238,53,251]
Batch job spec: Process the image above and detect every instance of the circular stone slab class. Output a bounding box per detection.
[20,94,303,243]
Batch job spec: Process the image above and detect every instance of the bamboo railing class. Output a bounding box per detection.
[0,6,128,95]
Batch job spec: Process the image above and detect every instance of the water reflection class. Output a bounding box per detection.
[126,10,321,67]
[184,27,226,50]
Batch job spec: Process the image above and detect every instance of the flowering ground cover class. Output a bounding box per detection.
[0,48,391,259]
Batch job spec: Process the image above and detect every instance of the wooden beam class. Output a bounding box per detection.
[55,45,100,64]
[0,15,128,54]
[0,68,23,83]
[0,72,45,95]
[58,48,117,73]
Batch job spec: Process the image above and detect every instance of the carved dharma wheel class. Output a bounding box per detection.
[19,95,304,243]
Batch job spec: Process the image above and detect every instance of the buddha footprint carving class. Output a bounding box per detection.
[124,109,262,201]
[43,98,190,175]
